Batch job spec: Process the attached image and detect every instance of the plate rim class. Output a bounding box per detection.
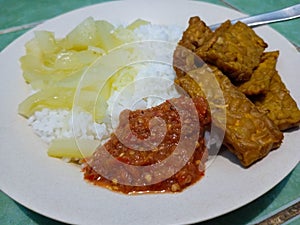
[0,0,299,224]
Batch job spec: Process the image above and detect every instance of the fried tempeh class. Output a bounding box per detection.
[174,17,267,82]
[176,66,283,167]
[196,21,267,82]
[237,51,277,96]
[173,16,300,167]
[251,53,300,130]
[173,16,213,78]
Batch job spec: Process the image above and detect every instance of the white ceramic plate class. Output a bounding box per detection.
[0,1,299,224]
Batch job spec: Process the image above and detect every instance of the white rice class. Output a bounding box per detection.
[134,24,183,42]
[28,108,108,144]
[28,23,183,145]
[106,62,181,129]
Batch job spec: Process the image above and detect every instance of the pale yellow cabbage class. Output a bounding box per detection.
[19,17,149,119]
[47,138,100,159]
[18,18,150,159]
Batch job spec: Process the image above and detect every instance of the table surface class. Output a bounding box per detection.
[0,0,299,224]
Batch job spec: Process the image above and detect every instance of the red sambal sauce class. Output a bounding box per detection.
[83,96,211,194]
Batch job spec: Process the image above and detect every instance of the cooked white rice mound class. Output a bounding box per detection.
[28,108,108,144]
[134,24,183,42]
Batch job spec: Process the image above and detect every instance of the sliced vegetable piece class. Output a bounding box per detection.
[53,49,100,70]
[18,86,109,119]
[126,19,150,30]
[24,38,42,56]
[93,66,138,123]
[110,66,137,92]
[18,88,75,118]
[65,17,99,50]
[112,26,136,43]
[93,81,112,123]
[95,20,120,51]
[34,30,59,54]
[48,138,100,159]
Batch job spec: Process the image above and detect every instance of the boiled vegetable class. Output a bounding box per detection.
[48,138,100,159]
[18,17,150,159]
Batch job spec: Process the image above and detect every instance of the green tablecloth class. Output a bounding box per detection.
[0,0,299,224]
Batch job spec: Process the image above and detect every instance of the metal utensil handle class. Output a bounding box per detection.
[210,4,300,30]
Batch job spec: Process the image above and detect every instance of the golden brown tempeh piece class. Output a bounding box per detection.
[251,53,300,130]
[210,67,283,166]
[196,21,267,82]
[173,16,213,78]
[177,16,213,53]
[177,66,283,167]
[173,16,300,167]
[175,65,227,126]
[175,73,205,98]
[174,17,267,82]
[237,51,278,96]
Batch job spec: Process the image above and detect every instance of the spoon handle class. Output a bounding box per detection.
[209,4,300,30]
